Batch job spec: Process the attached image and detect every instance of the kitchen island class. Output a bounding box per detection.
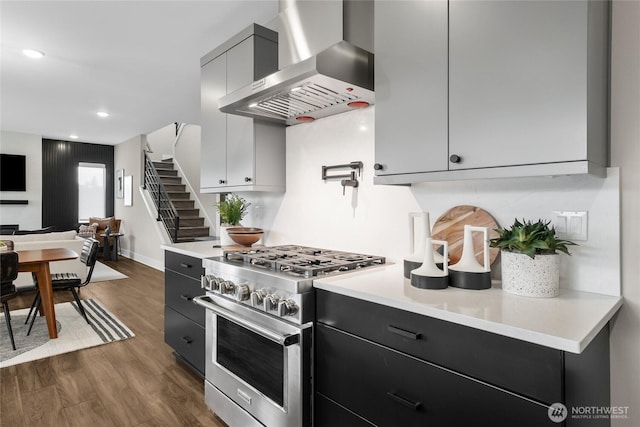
[313,264,622,427]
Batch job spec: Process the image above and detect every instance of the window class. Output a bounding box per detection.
[78,163,106,222]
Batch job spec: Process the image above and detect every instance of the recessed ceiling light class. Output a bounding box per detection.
[96,111,110,118]
[22,49,45,59]
[69,134,79,139]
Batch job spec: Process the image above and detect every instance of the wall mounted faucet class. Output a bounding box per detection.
[321,161,363,195]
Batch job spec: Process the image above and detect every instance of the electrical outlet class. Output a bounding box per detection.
[552,211,588,241]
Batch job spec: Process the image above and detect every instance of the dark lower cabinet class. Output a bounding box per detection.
[164,306,205,374]
[164,251,205,376]
[315,290,611,427]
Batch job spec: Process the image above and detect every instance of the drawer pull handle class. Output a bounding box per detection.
[180,294,193,301]
[387,392,421,410]
[387,325,422,340]
[180,263,192,268]
[181,336,193,344]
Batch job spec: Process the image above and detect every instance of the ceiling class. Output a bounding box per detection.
[0,0,279,145]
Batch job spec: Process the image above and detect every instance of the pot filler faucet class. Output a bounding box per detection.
[321,161,363,195]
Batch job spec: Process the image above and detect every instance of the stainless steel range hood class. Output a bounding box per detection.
[219,0,374,126]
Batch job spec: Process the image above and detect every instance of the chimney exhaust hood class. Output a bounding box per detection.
[218,0,374,126]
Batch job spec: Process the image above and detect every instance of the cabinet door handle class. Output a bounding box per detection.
[449,154,462,163]
[180,263,191,268]
[387,325,422,340]
[244,177,252,182]
[219,179,226,184]
[180,294,193,301]
[373,163,384,171]
[181,336,193,344]
[387,392,422,410]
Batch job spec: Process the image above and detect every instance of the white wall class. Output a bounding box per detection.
[0,131,42,229]
[145,123,175,162]
[114,134,164,269]
[610,1,640,425]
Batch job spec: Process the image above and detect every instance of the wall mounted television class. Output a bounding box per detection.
[0,154,27,191]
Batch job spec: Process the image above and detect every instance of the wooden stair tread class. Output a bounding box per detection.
[147,160,213,242]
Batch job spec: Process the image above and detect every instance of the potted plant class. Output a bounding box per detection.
[489,218,576,298]
[216,194,250,246]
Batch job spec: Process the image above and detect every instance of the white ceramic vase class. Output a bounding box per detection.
[500,251,560,298]
[219,225,235,246]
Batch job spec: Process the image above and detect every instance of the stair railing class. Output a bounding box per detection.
[143,151,181,242]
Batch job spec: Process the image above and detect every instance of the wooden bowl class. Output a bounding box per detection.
[226,227,264,246]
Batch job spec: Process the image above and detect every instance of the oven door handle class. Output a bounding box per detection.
[194,296,300,347]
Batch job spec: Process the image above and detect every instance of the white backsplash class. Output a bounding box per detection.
[237,107,620,296]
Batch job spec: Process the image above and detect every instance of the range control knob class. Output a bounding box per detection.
[202,275,221,292]
[219,280,235,295]
[278,299,299,317]
[263,294,281,312]
[235,284,250,302]
[201,275,212,290]
[250,290,267,307]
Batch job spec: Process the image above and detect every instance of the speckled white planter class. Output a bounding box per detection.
[501,251,560,298]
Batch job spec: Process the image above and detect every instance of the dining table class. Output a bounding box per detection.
[16,248,78,339]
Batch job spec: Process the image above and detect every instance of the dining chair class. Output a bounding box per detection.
[25,238,99,335]
[1,247,20,350]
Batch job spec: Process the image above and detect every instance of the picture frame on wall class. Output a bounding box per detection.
[116,169,124,199]
[124,175,133,206]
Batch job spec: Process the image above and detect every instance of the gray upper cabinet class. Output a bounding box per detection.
[200,24,286,193]
[201,53,227,190]
[374,0,609,185]
[374,0,448,176]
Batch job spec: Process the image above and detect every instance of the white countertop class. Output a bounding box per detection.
[313,264,622,354]
[161,241,223,259]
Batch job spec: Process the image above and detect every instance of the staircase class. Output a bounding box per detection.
[152,159,210,242]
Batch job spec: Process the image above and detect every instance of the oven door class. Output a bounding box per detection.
[194,294,311,427]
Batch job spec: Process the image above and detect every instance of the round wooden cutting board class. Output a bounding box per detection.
[431,205,500,267]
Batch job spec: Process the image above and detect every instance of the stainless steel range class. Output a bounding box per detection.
[194,245,385,427]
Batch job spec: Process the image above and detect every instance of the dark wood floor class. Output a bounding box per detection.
[1,257,227,427]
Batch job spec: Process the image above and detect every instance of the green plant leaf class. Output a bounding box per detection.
[489,218,577,258]
[216,194,250,226]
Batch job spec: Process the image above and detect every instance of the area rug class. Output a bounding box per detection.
[92,261,128,282]
[0,298,134,367]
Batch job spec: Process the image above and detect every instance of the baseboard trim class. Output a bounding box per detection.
[119,249,163,271]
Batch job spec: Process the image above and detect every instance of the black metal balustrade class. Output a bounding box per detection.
[143,151,181,243]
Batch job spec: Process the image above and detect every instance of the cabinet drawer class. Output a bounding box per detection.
[316,290,562,404]
[164,306,205,375]
[165,270,205,325]
[315,393,375,427]
[165,251,204,280]
[316,324,555,427]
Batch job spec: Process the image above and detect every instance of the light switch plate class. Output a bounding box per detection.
[552,211,588,241]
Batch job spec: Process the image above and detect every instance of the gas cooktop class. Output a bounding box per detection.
[222,245,386,278]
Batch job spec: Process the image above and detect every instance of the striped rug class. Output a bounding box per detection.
[0,298,134,367]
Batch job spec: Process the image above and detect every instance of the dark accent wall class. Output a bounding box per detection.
[42,139,114,231]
